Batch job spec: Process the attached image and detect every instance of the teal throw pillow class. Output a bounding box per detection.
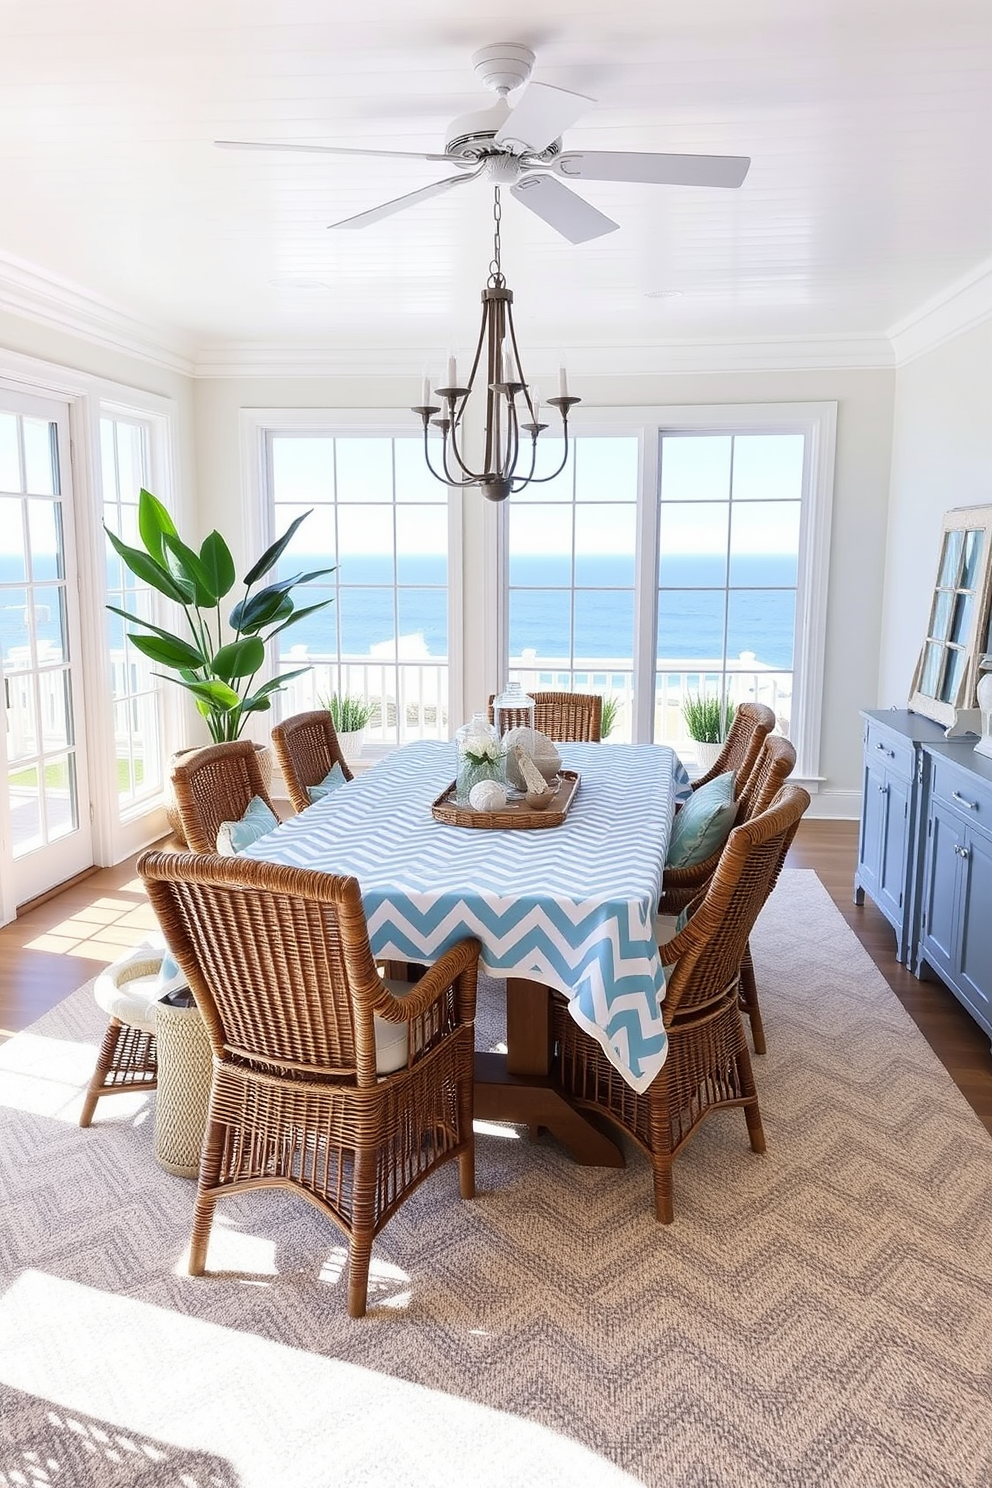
[665,771,738,869]
[155,950,188,999]
[307,762,348,803]
[216,795,279,856]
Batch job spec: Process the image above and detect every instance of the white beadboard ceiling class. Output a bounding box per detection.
[1,0,991,365]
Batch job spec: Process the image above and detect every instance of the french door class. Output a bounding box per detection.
[0,389,92,918]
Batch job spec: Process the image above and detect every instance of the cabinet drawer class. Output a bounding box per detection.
[929,755,992,834]
[864,720,915,782]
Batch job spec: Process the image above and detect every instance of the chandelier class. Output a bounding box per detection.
[412,185,579,502]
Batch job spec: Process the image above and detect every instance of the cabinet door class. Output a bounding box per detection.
[876,771,910,927]
[858,755,887,897]
[957,827,992,1035]
[920,800,961,981]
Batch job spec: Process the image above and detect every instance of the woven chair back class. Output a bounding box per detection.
[169,741,275,855]
[694,701,776,795]
[663,783,810,1020]
[139,850,389,1085]
[738,733,797,822]
[271,709,353,814]
[487,690,603,742]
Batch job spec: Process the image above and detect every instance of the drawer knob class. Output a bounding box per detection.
[952,791,978,810]
[875,742,894,757]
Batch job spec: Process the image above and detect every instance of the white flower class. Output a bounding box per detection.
[460,735,503,764]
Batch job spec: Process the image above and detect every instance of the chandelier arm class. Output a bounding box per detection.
[505,319,535,424]
[422,424,476,488]
[508,429,540,492]
[514,419,575,484]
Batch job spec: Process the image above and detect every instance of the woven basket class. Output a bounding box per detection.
[154,999,212,1177]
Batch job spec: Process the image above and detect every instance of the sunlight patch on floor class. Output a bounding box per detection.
[0,1272,646,1487]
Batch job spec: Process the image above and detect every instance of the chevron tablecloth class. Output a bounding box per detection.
[243,740,691,1092]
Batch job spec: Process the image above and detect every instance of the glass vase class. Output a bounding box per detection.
[454,713,506,804]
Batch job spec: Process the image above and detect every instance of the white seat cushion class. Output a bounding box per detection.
[93,941,167,1035]
[373,977,417,1075]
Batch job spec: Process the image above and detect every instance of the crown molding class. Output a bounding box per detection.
[193,334,894,380]
[0,251,196,377]
[887,256,992,367]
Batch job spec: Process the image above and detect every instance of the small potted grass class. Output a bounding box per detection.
[323,692,373,763]
[682,692,736,773]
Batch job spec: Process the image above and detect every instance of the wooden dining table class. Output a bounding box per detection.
[241,738,691,1165]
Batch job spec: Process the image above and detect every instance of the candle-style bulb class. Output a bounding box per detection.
[446,352,457,388]
[558,365,568,398]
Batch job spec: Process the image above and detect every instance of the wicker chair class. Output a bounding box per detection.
[662,733,798,915]
[662,734,798,1053]
[139,849,480,1318]
[551,783,811,1223]
[169,740,278,854]
[690,701,776,795]
[271,709,354,815]
[487,690,603,742]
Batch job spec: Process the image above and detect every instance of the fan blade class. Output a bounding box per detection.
[552,150,750,188]
[510,175,619,244]
[328,171,479,230]
[494,82,594,155]
[215,139,455,164]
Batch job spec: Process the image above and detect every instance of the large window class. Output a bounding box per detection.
[507,436,639,741]
[655,431,803,761]
[268,432,449,747]
[101,415,165,810]
[503,404,834,775]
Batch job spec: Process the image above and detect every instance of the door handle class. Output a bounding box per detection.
[952,790,978,810]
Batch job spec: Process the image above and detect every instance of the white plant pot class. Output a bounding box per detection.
[338,728,366,764]
[692,740,724,773]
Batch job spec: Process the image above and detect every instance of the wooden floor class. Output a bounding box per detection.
[1,820,990,1134]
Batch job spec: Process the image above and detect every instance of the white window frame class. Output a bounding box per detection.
[0,347,181,864]
[496,401,836,783]
[241,408,464,761]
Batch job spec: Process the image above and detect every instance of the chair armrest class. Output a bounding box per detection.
[373,936,480,1028]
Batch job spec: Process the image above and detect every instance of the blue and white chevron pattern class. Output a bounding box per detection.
[244,741,691,1092]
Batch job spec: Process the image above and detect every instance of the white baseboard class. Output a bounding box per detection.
[805,788,860,820]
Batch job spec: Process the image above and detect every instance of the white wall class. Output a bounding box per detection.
[194,365,895,813]
[879,318,992,705]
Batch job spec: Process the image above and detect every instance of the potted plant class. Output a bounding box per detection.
[682,691,737,773]
[323,692,373,763]
[600,695,620,740]
[105,488,335,745]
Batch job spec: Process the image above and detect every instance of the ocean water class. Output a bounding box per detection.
[2,553,796,671]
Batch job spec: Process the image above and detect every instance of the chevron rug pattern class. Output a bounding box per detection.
[1,870,990,1488]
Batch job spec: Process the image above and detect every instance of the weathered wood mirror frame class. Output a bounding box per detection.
[908,504,992,736]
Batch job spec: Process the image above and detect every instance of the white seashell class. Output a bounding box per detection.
[503,727,561,787]
[512,743,552,801]
[468,780,507,812]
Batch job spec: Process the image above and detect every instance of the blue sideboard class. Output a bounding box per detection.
[855,709,992,1051]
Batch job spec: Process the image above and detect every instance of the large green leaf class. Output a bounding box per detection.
[126,632,206,670]
[239,695,273,715]
[268,597,335,639]
[105,528,193,604]
[241,667,312,712]
[178,677,242,710]
[106,604,209,662]
[199,531,236,600]
[242,510,313,587]
[162,531,218,607]
[137,489,179,567]
[230,583,296,635]
[211,636,265,681]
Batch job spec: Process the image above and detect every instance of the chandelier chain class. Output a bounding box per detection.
[489,185,504,287]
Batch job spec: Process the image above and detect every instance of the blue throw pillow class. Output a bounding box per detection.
[307,762,348,803]
[665,771,738,868]
[216,795,279,856]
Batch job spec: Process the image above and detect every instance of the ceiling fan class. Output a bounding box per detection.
[215,42,750,245]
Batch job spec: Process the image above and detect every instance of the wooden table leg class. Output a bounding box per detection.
[474,976,624,1168]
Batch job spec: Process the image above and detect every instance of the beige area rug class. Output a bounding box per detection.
[1,870,991,1488]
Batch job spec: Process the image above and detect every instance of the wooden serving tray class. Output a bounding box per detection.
[431,770,580,830]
